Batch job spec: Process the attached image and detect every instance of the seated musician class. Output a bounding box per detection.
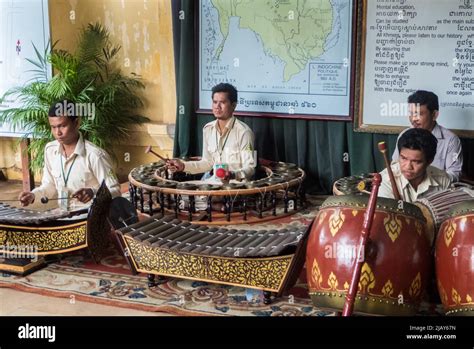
[392,90,463,182]
[167,83,256,181]
[18,100,121,207]
[379,128,451,203]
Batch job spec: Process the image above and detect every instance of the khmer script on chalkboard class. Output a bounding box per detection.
[356,0,474,137]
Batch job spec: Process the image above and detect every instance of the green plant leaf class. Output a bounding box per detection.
[0,22,150,173]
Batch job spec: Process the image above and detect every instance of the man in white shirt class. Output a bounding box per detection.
[379,128,451,203]
[168,83,256,181]
[18,100,121,207]
[392,90,463,182]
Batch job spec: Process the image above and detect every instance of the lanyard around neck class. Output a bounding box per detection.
[216,118,235,157]
[60,153,77,187]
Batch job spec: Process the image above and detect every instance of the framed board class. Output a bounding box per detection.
[0,0,51,138]
[197,0,356,120]
[355,0,474,137]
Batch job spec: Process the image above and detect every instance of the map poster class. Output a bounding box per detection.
[198,0,355,120]
[0,0,51,137]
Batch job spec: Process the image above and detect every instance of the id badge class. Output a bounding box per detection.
[60,188,70,211]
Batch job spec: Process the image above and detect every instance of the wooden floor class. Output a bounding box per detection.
[0,180,172,316]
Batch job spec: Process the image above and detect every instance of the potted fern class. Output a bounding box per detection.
[0,23,149,172]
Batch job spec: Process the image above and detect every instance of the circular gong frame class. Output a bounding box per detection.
[127,159,306,225]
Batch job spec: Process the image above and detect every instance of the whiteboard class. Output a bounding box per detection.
[356,0,474,137]
[0,0,51,138]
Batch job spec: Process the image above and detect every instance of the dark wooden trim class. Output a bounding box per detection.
[20,138,34,192]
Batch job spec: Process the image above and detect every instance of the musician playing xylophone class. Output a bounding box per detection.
[18,100,121,208]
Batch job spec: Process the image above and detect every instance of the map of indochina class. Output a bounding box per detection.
[199,0,353,117]
[212,0,333,82]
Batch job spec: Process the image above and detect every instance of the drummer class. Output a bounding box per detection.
[379,128,451,203]
[167,83,256,182]
[392,90,463,182]
[18,100,121,207]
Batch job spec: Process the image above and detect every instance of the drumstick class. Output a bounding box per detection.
[145,145,169,162]
[378,141,401,201]
[342,173,382,316]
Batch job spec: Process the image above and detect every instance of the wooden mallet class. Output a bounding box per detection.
[1,197,68,204]
[145,146,168,162]
[378,141,401,201]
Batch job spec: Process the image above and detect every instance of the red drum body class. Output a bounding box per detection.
[435,200,474,316]
[306,195,431,315]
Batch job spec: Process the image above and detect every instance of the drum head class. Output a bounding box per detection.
[109,197,138,229]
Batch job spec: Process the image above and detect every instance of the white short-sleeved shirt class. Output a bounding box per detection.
[32,133,121,205]
[183,116,256,181]
[378,162,451,203]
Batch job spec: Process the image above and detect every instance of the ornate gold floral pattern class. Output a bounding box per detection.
[0,223,87,253]
[311,258,322,288]
[329,209,345,237]
[382,280,394,298]
[358,263,375,293]
[443,220,457,247]
[383,214,402,243]
[328,272,338,290]
[452,288,461,305]
[437,280,448,305]
[409,273,421,298]
[125,237,292,291]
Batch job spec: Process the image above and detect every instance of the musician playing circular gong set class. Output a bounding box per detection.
[167,83,256,181]
[18,100,121,207]
[392,90,463,182]
[379,128,451,203]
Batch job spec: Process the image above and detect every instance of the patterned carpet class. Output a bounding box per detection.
[0,196,336,316]
[0,253,333,316]
[0,195,443,316]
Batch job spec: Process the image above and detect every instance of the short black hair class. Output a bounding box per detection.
[407,90,439,113]
[212,83,238,104]
[48,100,78,120]
[398,128,438,163]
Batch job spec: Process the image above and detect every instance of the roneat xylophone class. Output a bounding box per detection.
[128,158,306,225]
[115,214,311,304]
[0,203,88,225]
[0,181,112,275]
